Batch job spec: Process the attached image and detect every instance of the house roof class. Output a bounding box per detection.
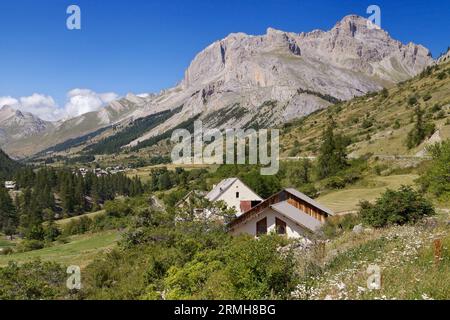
[206,177,263,203]
[206,178,238,202]
[284,188,334,217]
[271,201,322,232]
[228,188,334,229]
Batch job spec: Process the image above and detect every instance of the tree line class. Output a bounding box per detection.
[0,167,144,240]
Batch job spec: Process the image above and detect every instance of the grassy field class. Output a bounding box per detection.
[317,174,419,213]
[0,230,121,268]
[0,238,16,248]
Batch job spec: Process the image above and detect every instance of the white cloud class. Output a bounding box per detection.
[64,89,119,119]
[0,89,119,121]
[18,93,64,121]
[0,96,19,108]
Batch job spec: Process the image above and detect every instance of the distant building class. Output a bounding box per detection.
[228,188,334,239]
[175,190,208,216]
[4,181,16,190]
[205,178,263,216]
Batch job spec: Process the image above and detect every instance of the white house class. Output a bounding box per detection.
[206,178,263,216]
[228,188,334,239]
[4,181,16,190]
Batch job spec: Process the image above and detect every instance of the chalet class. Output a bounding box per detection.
[205,178,263,216]
[4,181,16,190]
[228,188,334,239]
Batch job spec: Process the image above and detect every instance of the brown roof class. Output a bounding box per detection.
[271,201,322,232]
[228,188,334,229]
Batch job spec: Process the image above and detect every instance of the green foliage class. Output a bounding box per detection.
[321,214,361,239]
[10,166,145,241]
[286,159,312,187]
[164,235,297,300]
[408,95,418,107]
[316,119,348,179]
[131,114,201,152]
[393,119,401,129]
[0,187,18,235]
[16,239,45,252]
[361,118,374,129]
[0,260,67,300]
[406,106,436,149]
[418,140,450,200]
[0,149,22,181]
[85,108,181,155]
[44,221,61,242]
[359,186,435,228]
[423,93,432,101]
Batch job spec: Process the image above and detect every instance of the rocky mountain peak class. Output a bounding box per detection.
[438,47,450,64]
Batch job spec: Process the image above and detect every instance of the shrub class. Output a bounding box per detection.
[16,240,45,252]
[361,118,374,129]
[408,96,418,106]
[0,247,14,255]
[62,216,93,236]
[418,140,450,200]
[298,184,319,198]
[423,93,432,101]
[0,260,67,299]
[44,222,61,242]
[321,214,361,239]
[359,186,435,228]
[324,176,346,189]
[437,72,447,80]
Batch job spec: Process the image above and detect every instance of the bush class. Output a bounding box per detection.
[104,200,132,217]
[359,186,435,228]
[408,96,418,106]
[163,235,297,300]
[418,140,450,200]
[44,222,61,242]
[298,184,319,198]
[0,260,67,299]
[62,216,93,236]
[0,247,14,255]
[321,214,361,239]
[324,176,346,189]
[423,93,432,101]
[16,240,45,252]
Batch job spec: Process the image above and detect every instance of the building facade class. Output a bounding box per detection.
[228,188,334,239]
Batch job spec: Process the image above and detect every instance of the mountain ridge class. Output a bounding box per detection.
[0,15,435,158]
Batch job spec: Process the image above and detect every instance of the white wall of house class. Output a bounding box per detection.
[229,208,310,239]
[215,180,262,216]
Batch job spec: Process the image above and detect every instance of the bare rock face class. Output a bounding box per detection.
[129,15,433,146]
[0,105,52,143]
[0,15,436,156]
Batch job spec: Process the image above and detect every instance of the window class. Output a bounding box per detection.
[236,192,240,198]
[256,218,267,236]
[275,218,287,235]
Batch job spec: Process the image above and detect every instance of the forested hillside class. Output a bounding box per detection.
[0,149,21,181]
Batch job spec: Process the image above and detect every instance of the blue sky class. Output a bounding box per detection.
[0,0,449,120]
